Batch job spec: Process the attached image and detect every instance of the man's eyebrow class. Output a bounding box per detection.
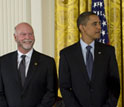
[92,21,101,23]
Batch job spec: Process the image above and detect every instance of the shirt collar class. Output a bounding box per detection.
[80,39,95,49]
[17,49,33,59]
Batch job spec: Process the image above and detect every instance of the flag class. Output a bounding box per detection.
[92,0,109,44]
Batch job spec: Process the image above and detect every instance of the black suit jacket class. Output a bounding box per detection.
[59,41,120,107]
[0,50,57,107]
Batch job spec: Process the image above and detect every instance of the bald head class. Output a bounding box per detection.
[14,22,34,35]
[14,22,35,54]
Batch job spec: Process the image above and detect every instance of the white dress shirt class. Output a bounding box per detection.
[80,39,95,64]
[17,49,33,77]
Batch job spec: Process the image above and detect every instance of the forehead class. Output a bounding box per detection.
[88,15,100,22]
[16,24,33,32]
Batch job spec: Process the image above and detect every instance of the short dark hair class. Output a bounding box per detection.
[77,12,97,32]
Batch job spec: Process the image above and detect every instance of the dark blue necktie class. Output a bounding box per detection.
[19,55,26,86]
[86,46,93,80]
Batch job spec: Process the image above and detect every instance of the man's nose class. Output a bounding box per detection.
[97,24,101,30]
[24,34,31,38]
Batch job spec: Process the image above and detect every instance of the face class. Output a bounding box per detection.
[14,23,35,54]
[80,15,101,44]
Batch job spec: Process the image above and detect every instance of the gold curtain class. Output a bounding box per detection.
[55,0,124,106]
[122,0,124,105]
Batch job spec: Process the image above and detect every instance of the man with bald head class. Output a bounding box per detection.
[0,22,57,107]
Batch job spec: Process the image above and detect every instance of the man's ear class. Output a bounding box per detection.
[14,34,17,41]
[79,24,85,32]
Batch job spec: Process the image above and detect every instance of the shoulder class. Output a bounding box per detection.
[1,51,17,57]
[96,41,114,48]
[60,41,80,55]
[33,50,56,69]
[95,41,115,53]
[0,51,17,60]
[33,50,55,63]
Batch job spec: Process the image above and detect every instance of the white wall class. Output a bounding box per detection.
[0,0,55,57]
[42,0,55,57]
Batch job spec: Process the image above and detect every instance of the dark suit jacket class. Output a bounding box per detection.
[59,41,120,107]
[0,50,57,107]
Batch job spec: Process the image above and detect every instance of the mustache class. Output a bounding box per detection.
[23,39,33,42]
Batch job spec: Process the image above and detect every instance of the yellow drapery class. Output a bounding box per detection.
[55,0,123,106]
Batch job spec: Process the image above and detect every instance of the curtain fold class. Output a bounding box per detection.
[55,0,80,72]
[122,0,124,105]
[55,0,79,96]
[55,0,123,106]
[105,0,122,106]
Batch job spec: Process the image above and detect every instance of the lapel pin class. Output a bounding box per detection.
[34,62,38,66]
[98,52,101,54]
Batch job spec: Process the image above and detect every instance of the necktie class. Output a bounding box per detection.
[19,55,26,86]
[86,46,93,80]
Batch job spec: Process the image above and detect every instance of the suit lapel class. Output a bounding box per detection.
[23,50,39,91]
[10,51,22,90]
[92,41,103,80]
[74,42,90,83]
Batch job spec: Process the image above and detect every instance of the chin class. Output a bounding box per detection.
[23,45,33,50]
[96,35,100,39]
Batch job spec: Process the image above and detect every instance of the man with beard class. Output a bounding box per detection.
[0,22,57,107]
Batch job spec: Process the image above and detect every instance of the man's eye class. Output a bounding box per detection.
[92,23,97,26]
[20,33,26,36]
[29,33,33,36]
[92,22,101,26]
[19,33,33,36]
